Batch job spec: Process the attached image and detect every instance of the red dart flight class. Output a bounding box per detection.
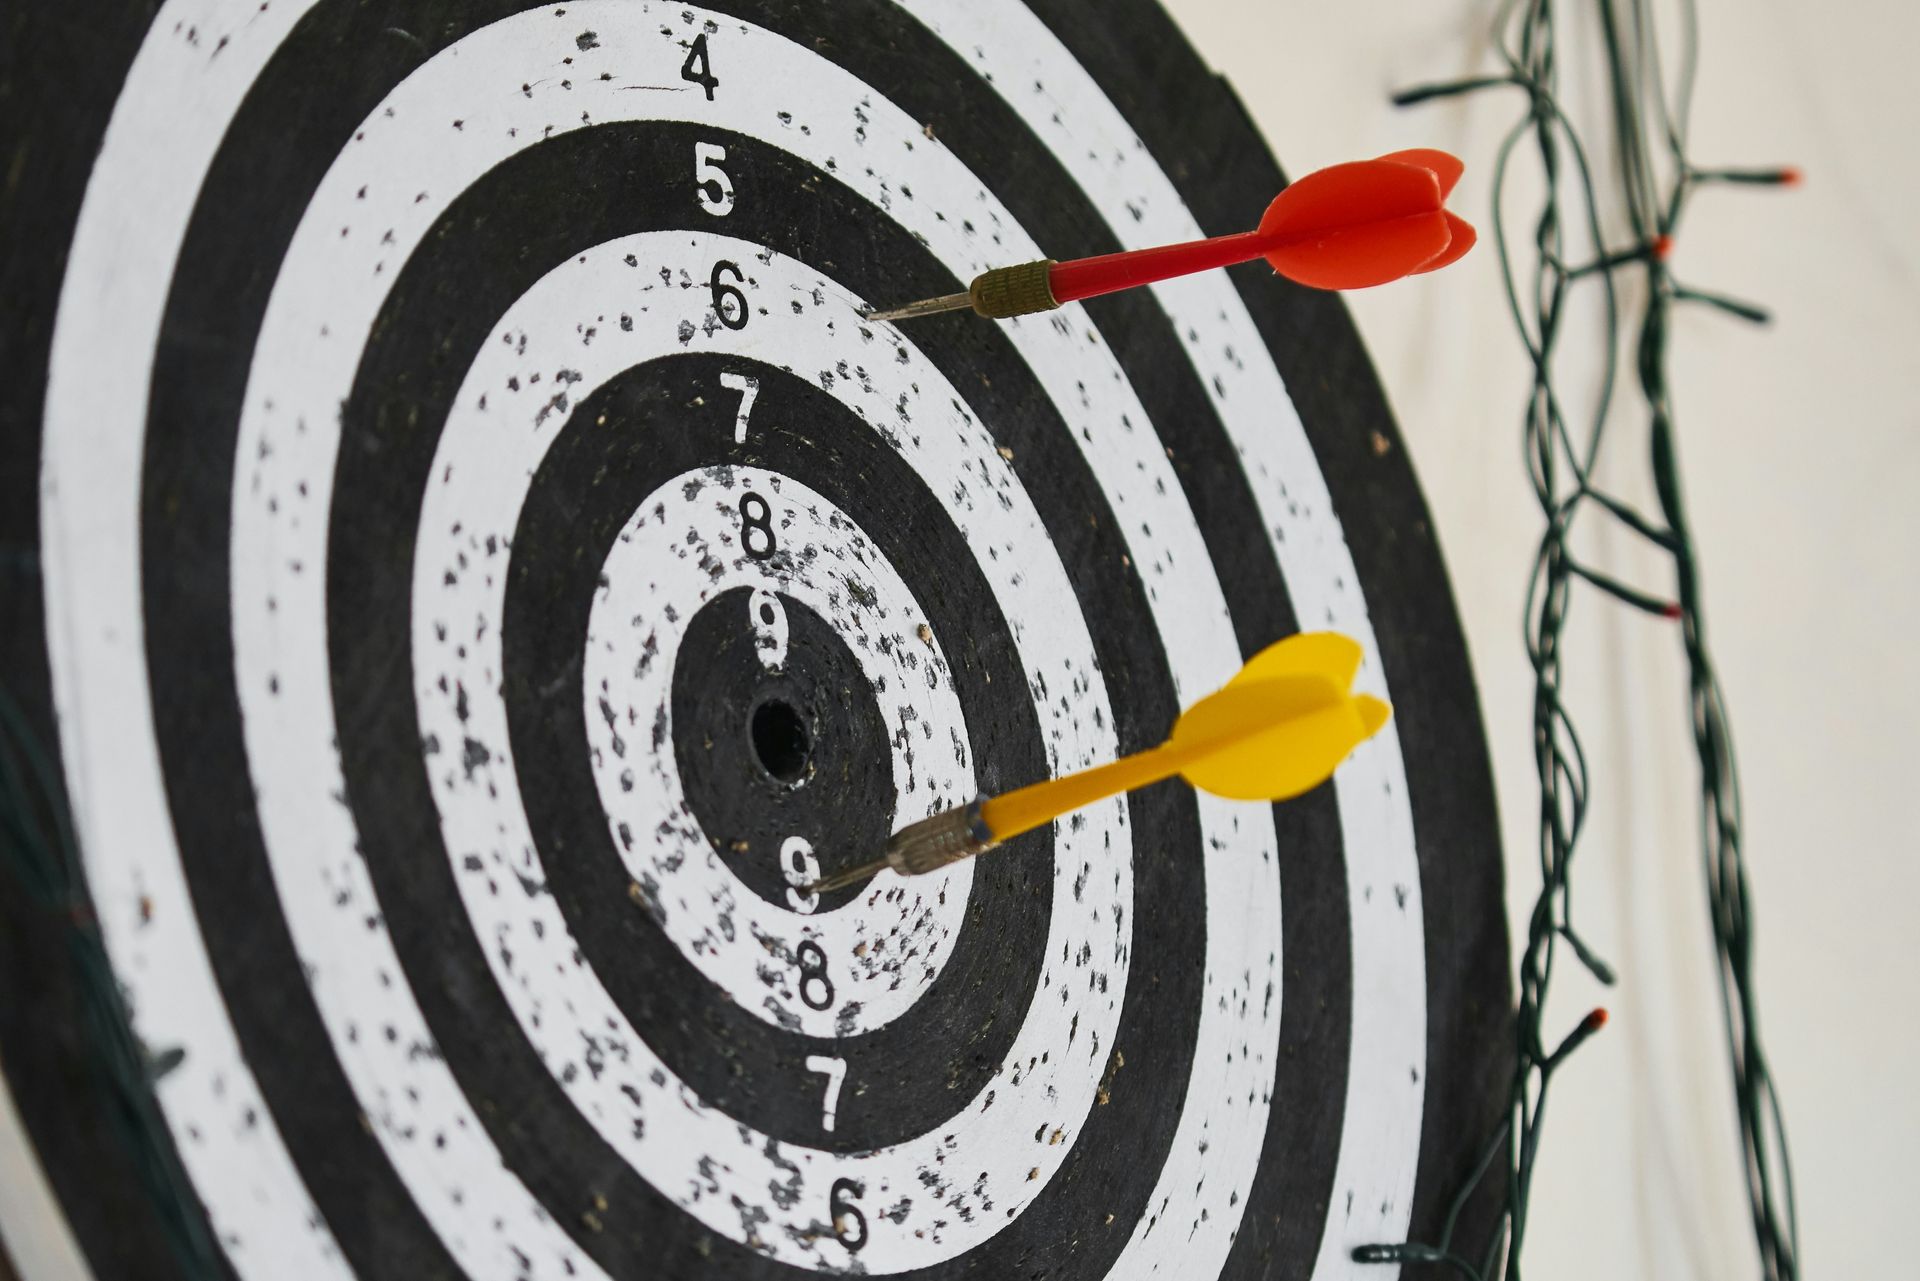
[865,149,1475,323]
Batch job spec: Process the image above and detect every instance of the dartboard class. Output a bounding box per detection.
[0,1,1509,1278]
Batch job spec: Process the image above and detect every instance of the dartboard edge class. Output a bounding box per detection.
[0,2,1511,1279]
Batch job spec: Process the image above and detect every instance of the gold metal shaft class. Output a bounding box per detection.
[864,260,1060,324]
[807,855,892,896]
[804,799,998,894]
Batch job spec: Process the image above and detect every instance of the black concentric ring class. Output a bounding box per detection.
[317,120,1217,1275]
[669,585,898,909]
[501,352,1057,1154]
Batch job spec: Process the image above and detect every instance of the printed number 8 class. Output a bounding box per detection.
[796,940,833,1010]
[740,491,776,559]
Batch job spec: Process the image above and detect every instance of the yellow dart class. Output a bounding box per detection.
[805,632,1390,894]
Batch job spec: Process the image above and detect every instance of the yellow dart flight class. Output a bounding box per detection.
[807,632,1390,894]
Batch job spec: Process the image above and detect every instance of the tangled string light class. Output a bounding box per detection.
[1354,0,1799,1277]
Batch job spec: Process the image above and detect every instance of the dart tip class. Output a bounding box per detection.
[802,856,890,896]
[861,290,976,323]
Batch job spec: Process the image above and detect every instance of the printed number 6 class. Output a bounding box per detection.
[695,142,733,216]
[710,261,749,331]
[830,1178,868,1252]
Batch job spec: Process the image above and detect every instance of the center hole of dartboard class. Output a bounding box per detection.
[750,699,812,784]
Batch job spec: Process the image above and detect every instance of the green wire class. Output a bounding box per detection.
[1355,0,1799,1277]
[1,663,222,1276]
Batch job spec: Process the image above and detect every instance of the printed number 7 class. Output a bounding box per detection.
[805,1054,846,1132]
[720,371,758,443]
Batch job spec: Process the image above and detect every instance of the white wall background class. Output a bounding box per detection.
[1160,1,1919,1277]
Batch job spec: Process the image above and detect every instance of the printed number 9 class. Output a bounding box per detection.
[749,587,788,669]
[782,836,821,913]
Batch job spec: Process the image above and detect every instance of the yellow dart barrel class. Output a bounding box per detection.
[978,745,1181,843]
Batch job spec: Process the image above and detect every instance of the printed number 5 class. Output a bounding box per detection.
[695,142,733,216]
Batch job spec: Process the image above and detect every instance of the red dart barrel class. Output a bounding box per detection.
[1046,229,1272,305]
[1046,151,1475,305]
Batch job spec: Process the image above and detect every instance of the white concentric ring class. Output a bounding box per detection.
[405,233,1126,1269]
[579,465,975,1033]
[37,1,1421,1277]
[422,378,983,1044]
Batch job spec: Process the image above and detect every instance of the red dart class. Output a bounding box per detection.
[865,149,1476,323]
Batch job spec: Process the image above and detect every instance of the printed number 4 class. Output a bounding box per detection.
[681,33,718,100]
[695,142,733,216]
[805,1053,846,1133]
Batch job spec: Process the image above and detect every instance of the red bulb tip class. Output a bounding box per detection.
[1660,601,1683,619]
[1652,235,1675,261]
[1778,166,1803,187]
[1585,1007,1610,1031]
